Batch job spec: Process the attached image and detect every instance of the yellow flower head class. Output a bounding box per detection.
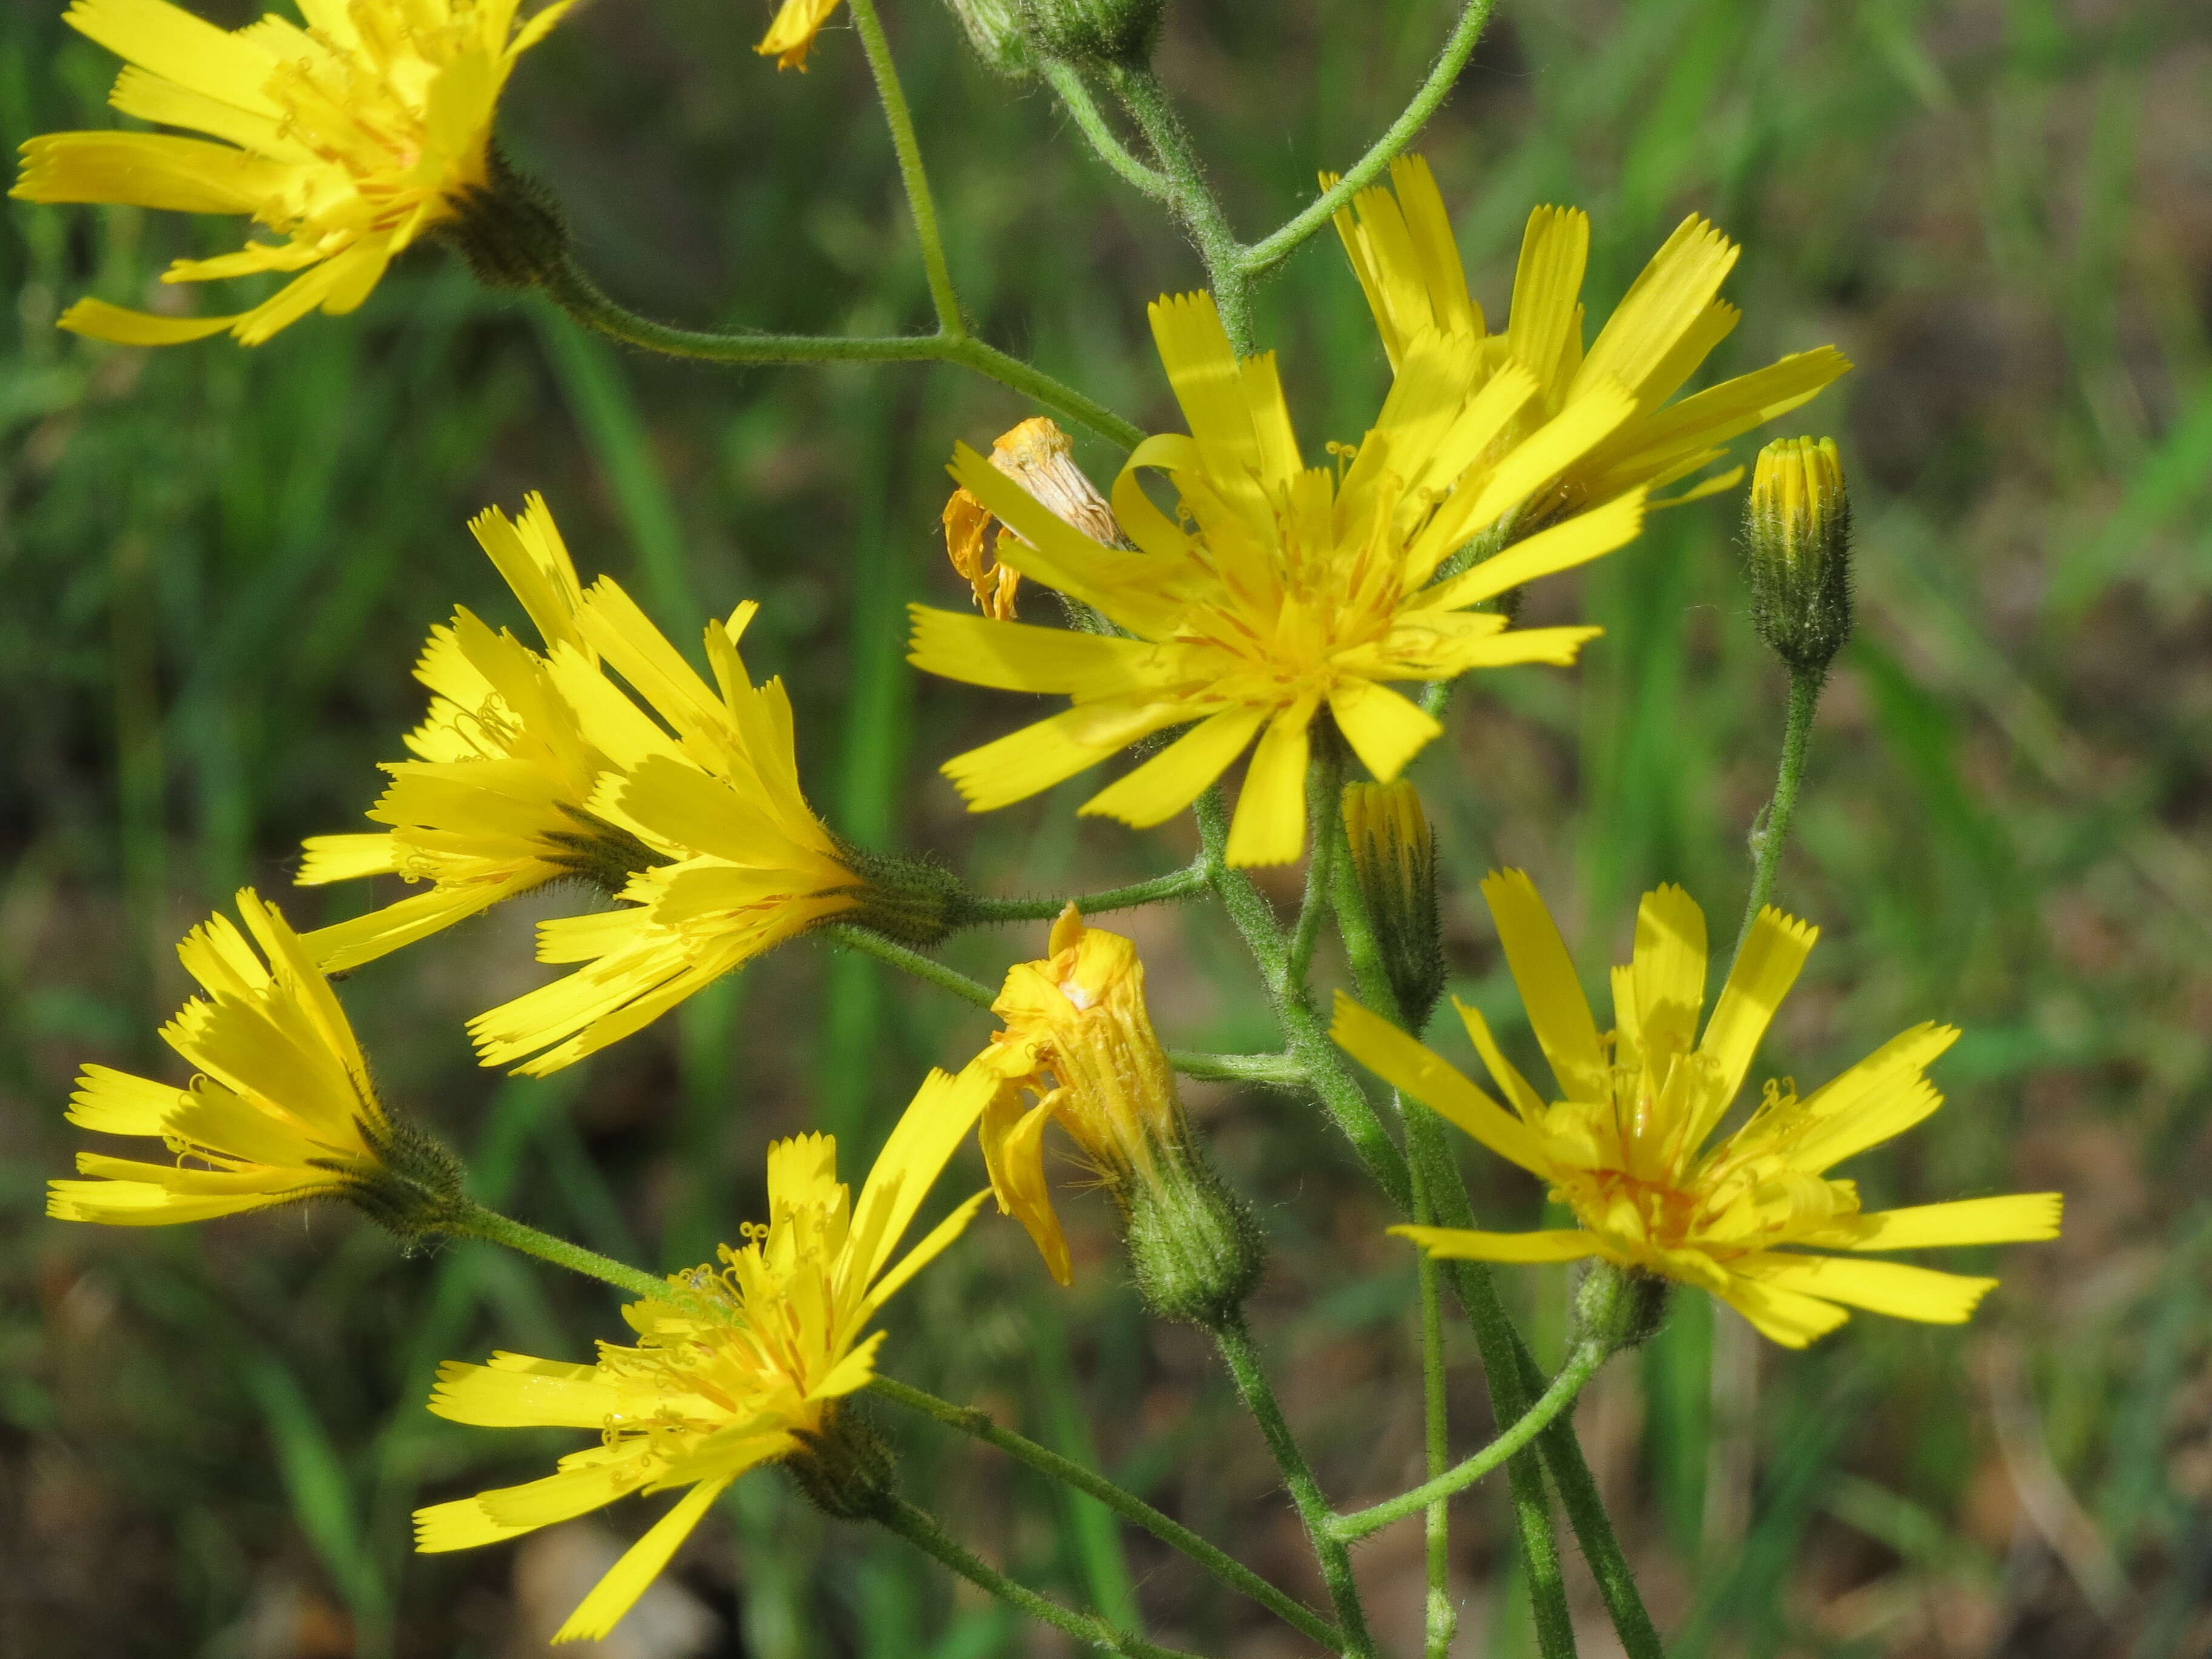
[13,0,568,346]
[1333,156,1852,528]
[756,0,841,69]
[1333,871,2062,1347]
[976,906,1191,1284]
[299,496,683,972]
[50,890,449,1226]
[466,577,873,1076]
[415,1065,993,1643]
[912,266,1659,866]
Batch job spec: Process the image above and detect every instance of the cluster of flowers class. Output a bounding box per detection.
[25,0,2059,1640]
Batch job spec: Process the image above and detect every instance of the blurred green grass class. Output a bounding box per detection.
[2,0,2208,1654]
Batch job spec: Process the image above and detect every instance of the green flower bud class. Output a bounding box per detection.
[1744,436,1854,679]
[434,146,571,293]
[1013,0,1165,65]
[1342,780,1447,1027]
[939,0,1036,78]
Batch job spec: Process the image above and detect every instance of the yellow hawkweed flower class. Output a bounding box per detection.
[911,281,1653,866]
[756,0,841,69]
[1333,871,2062,1347]
[13,0,568,347]
[299,496,682,971]
[50,890,453,1226]
[1333,155,1852,528]
[415,1065,994,1643]
[466,577,883,1076]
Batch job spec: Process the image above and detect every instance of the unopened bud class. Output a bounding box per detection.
[1571,1259,1670,1356]
[1745,437,1853,679]
[1342,781,1446,1027]
[434,147,571,293]
[1013,0,1164,65]
[939,0,1035,77]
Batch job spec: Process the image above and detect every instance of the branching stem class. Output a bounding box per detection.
[965,860,1210,922]
[1212,1315,1377,1659]
[871,1377,1343,1651]
[876,1495,1204,1659]
[540,259,1143,449]
[1326,1342,1606,1541]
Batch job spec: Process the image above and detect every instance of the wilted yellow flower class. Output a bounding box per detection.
[1333,872,2061,1347]
[939,416,1120,623]
[757,0,841,69]
[13,0,568,346]
[415,1065,994,1643]
[468,578,925,1076]
[50,890,456,1227]
[976,907,1260,1320]
[299,497,681,971]
[911,280,1651,866]
[1333,155,1851,527]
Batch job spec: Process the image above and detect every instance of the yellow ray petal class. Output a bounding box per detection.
[427,1358,622,1429]
[1732,1252,1997,1325]
[1421,487,1647,612]
[1327,679,1443,785]
[1713,1275,1849,1349]
[1796,1192,2063,1252]
[296,832,398,884]
[1451,999,1547,1119]
[906,605,1156,697]
[1477,870,1607,1102]
[1224,700,1315,866]
[551,1476,735,1643]
[54,297,241,344]
[1504,206,1590,397]
[47,1178,276,1225]
[1331,993,1552,1175]
[1390,1225,1598,1262]
[1688,904,1818,1142]
[13,131,300,213]
[943,707,1148,813]
[1631,883,1708,1062]
[62,0,284,116]
[65,1065,184,1135]
[1079,705,1267,830]
[1575,215,1739,403]
[982,1093,1071,1285]
[1783,1021,1959,1171]
[1456,379,1638,534]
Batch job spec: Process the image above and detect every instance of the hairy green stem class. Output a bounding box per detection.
[1041,61,1175,201]
[876,1495,1203,1659]
[1288,740,1347,985]
[1168,1049,1305,1087]
[446,1202,665,1301]
[872,1377,1343,1651]
[1736,667,1823,955]
[966,860,1210,922]
[1106,62,1255,355]
[1212,1315,1377,1659]
[1324,799,1580,1657]
[539,259,1143,449]
[1414,1162,1455,1659]
[1507,1331,1667,1659]
[1327,1341,1606,1541]
[846,0,963,336]
[821,922,997,1008]
[1191,789,1413,1210]
[1239,0,1498,276]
